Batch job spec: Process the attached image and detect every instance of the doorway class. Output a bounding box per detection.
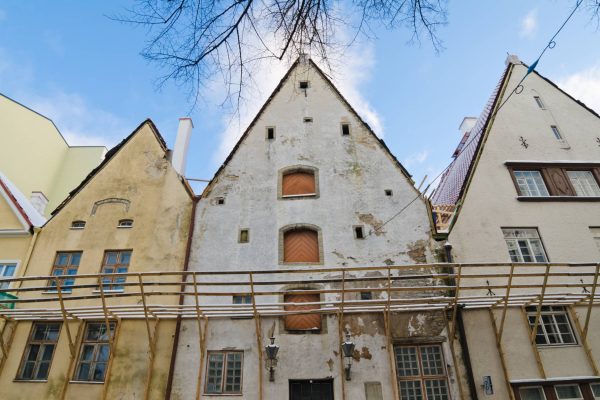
[289,379,334,400]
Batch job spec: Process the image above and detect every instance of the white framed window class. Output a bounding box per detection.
[591,383,600,399]
[534,96,545,109]
[205,351,243,394]
[0,262,18,290]
[526,306,576,346]
[519,386,547,400]
[567,171,600,197]
[551,125,563,140]
[70,220,86,229]
[502,228,548,263]
[394,344,450,400]
[514,171,550,196]
[117,219,133,228]
[554,384,583,399]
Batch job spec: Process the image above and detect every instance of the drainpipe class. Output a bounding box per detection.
[165,195,199,400]
[457,306,479,400]
[15,227,41,289]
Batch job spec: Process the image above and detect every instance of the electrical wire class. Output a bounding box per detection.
[365,1,584,237]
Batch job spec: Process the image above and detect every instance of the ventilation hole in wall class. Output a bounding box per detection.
[239,229,249,243]
[354,226,364,239]
[118,219,133,228]
[384,189,393,196]
[299,81,309,89]
[303,117,313,123]
[267,127,275,140]
[216,197,225,205]
[70,220,86,229]
[360,291,373,300]
[341,123,350,136]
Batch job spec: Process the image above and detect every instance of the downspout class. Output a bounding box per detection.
[165,195,199,400]
[15,227,41,289]
[457,306,479,400]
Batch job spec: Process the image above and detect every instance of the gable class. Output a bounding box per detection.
[0,187,25,231]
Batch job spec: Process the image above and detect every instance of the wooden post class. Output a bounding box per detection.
[520,306,546,379]
[101,318,122,400]
[144,319,160,400]
[249,273,264,400]
[56,278,76,356]
[98,278,114,350]
[450,265,462,341]
[338,270,346,400]
[498,264,515,342]
[444,310,465,400]
[488,309,515,400]
[529,264,550,345]
[0,319,16,378]
[385,267,400,400]
[583,264,600,340]
[568,306,599,376]
[59,320,84,400]
[192,273,206,400]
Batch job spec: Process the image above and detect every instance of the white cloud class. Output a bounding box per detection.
[520,9,538,38]
[558,63,600,114]
[403,150,429,167]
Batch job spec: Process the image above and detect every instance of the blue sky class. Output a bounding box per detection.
[1,1,599,193]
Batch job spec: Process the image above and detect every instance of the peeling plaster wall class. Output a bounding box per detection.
[172,61,455,399]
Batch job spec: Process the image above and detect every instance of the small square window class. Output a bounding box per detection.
[216,197,225,205]
[341,123,350,136]
[117,219,133,228]
[591,383,600,399]
[299,81,309,89]
[239,229,249,243]
[71,220,86,229]
[519,386,547,400]
[534,96,545,109]
[555,384,583,399]
[384,189,393,196]
[266,127,275,140]
[354,226,365,239]
[205,351,243,394]
[303,117,313,123]
[551,125,563,140]
[360,291,372,300]
[232,295,252,304]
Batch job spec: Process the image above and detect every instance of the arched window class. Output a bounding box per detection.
[117,219,134,228]
[280,166,318,198]
[283,228,320,263]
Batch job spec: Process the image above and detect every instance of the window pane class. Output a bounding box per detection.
[77,362,91,381]
[41,345,55,361]
[420,346,445,376]
[591,383,600,398]
[567,171,600,197]
[503,229,547,263]
[225,352,242,392]
[36,361,50,380]
[93,362,107,381]
[425,379,449,400]
[21,362,35,380]
[2,264,16,277]
[206,353,224,393]
[399,380,423,400]
[555,384,583,399]
[514,171,549,197]
[520,387,546,400]
[395,346,420,377]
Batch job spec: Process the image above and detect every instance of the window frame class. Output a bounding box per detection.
[512,381,600,400]
[16,322,61,381]
[341,122,351,136]
[99,250,132,292]
[70,220,86,230]
[566,170,600,197]
[238,228,249,243]
[502,228,549,263]
[393,343,451,400]
[555,384,584,399]
[266,126,275,140]
[48,252,82,293]
[279,224,323,265]
[512,170,550,197]
[0,261,19,290]
[278,166,320,200]
[525,305,577,346]
[73,321,116,383]
[534,96,546,109]
[204,350,244,395]
[117,219,133,228]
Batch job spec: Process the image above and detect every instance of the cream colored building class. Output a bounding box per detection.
[432,55,600,399]
[0,93,106,216]
[0,120,194,399]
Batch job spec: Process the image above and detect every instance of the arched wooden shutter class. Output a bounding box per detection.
[282,171,315,196]
[284,293,322,331]
[284,229,319,263]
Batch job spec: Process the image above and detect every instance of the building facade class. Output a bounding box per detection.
[169,59,463,400]
[0,93,106,216]
[0,120,194,399]
[432,56,600,400]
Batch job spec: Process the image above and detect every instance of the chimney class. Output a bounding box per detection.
[172,118,193,176]
[459,117,477,136]
[505,54,521,66]
[30,191,48,216]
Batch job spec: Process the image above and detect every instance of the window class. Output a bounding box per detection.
[567,171,600,197]
[591,228,600,254]
[354,226,365,239]
[205,351,243,394]
[70,220,86,229]
[394,344,450,400]
[519,386,547,400]
[283,228,320,263]
[100,250,131,291]
[233,295,252,304]
[385,189,393,196]
[591,383,600,399]
[299,81,309,89]
[360,291,373,300]
[550,125,563,140]
[555,384,583,399]
[216,197,225,205]
[48,252,81,292]
[502,228,548,263]
[0,263,17,290]
[514,171,550,197]
[534,96,545,109]
[239,229,249,243]
[303,117,313,123]
[74,322,115,382]
[282,170,316,197]
[117,219,133,228]
[341,123,350,136]
[284,292,321,331]
[526,306,576,346]
[266,126,275,140]
[17,322,61,381]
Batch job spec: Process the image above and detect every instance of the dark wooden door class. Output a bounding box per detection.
[289,379,334,400]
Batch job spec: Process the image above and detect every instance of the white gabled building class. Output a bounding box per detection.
[432,55,600,400]
[169,59,462,400]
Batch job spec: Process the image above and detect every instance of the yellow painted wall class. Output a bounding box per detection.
[0,122,193,399]
[0,94,105,216]
[0,191,24,231]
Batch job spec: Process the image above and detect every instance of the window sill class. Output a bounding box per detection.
[42,290,72,295]
[536,343,580,349]
[13,379,48,383]
[203,393,243,396]
[92,289,124,293]
[69,380,105,385]
[281,194,318,200]
[517,196,600,202]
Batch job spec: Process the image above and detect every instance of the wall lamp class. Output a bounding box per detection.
[341,333,356,381]
[265,336,279,382]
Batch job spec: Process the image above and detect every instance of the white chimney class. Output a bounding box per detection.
[505,54,521,66]
[30,191,48,216]
[172,117,193,176]
[459,117,477,135]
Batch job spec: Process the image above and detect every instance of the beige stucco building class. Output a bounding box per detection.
[432,55,600,400]
[0,120,194,399]
[0,93,106,217]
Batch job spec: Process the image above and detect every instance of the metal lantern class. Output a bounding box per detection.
[265,336,279,382]
[341,333,355,381]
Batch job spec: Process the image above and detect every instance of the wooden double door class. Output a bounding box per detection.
[289,379,334,400]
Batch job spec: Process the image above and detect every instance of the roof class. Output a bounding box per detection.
[201,58,414,197]
[50,118,192,217]
[0,171,47,228]
[430,64,511,206]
